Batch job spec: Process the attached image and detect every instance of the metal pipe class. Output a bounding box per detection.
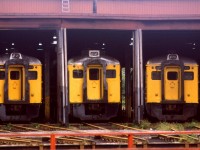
[50,134,56,150]
[63,28,69,126]
[136,30,140,123]
[134,30,140,123]
[134,29,143,123]
[61,28,67,125]
[57,28,66,124]
[0,130,200,137]
[128,134,133,148]
[138,29,144,120]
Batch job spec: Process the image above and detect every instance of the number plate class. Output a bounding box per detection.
[89,50,100,57]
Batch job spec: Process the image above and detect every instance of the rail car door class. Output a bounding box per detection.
[87,66,103,100]
[164,66,181,100]
[8,66,24,101]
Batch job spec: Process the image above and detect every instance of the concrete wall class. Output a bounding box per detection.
[0,0,199,17]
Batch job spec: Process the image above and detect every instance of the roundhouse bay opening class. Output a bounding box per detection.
[0,30,57,122]
[67,29,133,122]
[143,30,200,121]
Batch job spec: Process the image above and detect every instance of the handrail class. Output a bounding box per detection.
[0,130,199,149]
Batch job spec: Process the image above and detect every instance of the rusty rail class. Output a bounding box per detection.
[0,130,199,149]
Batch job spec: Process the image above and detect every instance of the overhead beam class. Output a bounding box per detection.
[0,19,200,30]
[62,19,200,30]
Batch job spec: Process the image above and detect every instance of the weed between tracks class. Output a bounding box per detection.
[128,120,200,143]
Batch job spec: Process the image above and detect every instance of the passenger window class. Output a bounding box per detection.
[73,70,83,78]
[167,72,178,80]
[28,71,37,80]
[0,71,5,80]
[89,69,99,80]
[184,72,194,80]
[151,71,161,80]
[106,70,116,78]
[10,71,20,80]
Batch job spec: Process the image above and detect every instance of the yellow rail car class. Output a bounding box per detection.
[145,54,198,121]
[0,52,42,121]
[68,50,121,120]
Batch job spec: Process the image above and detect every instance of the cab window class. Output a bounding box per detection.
[28,71,38,80]
[106,70,116,78]
[0,71,5,80]
[184,72,194,80]
[151,71,161,80]
[73,70,83,78]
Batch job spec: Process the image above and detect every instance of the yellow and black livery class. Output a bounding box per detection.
[145,54,198,121]
[68,50,121,120]
[0,52,42,121]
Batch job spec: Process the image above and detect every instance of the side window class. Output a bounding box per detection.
[184,72,194,80]
[167,72,178,80]
[0,71,5,80]
[106,70,116,78]
[89,69,99,80]
[151,71,161,80]
[73,70,83,78]
[28,71,38,80]
[10,71,20,80]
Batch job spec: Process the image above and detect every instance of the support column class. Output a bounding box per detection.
[133,29,143,123]
[63,29,69,126]
[57,28,69,125]
[125,48,132,121]
[44,47,50,121]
